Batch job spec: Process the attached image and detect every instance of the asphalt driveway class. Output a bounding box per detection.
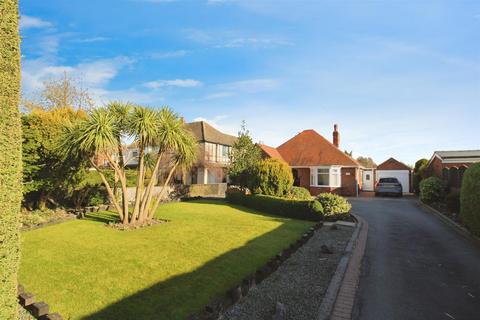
[350,197,480,320]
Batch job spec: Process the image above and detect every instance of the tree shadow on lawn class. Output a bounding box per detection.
[81,218,310,320]
[83,211,119,224]
[177,199,296,223]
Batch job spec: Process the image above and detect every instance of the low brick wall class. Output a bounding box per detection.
[125,186,174,203]
[188,183,227,198]
[18,284,63,319]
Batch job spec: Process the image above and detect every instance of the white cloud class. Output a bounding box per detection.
[215,37,292,48]
[73,37,109,43]
[133,0,177,3]
[204,92,235,100]
[184,29,213,44]
[149,50,188,59]
[184,29,291,49]
[20,15,53,30]
[143,79,203,89]
[192,115,237,135]
[36,35,61,56]
[206,0,230,5]
[22,56,134,103]
[219,78,279,92]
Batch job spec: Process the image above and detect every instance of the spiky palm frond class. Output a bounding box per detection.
[73,108,120,154]
[107,101,133,128]
[174,128,198,170]
[128,105,160,148]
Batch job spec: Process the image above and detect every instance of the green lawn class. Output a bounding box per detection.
[20,200,313,320]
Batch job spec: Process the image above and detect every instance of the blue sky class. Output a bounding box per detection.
[20,0,480,165]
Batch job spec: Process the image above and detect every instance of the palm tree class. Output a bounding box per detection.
[128,105,160,223]
[106,102,132,216]
[60,107,128,222]
[59,105,197,225]
[138,108,197,221]
[0,0,22,317]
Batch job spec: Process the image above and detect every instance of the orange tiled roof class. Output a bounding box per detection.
[258,144,286,162]
[276,130,360,167]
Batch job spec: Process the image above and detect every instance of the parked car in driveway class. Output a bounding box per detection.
[375,177,403,197]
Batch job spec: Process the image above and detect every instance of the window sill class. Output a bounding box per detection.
[310,185,340,188]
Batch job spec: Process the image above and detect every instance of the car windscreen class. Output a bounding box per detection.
[379,178,399,183]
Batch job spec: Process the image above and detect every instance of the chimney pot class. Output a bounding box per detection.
[333,124,340,148]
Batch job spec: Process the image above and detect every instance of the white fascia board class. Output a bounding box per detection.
[442,158,480,164]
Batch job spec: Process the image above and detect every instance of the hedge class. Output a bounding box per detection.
[226,192,323,221]
[460,163,480,237]
[0,0,22,318]
[419,176,445,204]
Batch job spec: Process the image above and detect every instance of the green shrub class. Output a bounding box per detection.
[316,193,352,217]
[252,159,293,197]
[445,190,460,213]
[287,186,312,200]
[460,163,480,236]
[71,183,107,207]
[419,176,445,204]
[226,192,323,221]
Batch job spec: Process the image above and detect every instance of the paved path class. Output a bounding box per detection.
[350,197,480,320]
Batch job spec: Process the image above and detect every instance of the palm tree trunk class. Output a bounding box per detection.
[89,159,123,220]
[148,162,178,219]
[138,153,163,221]
[106,153,129,224]
[131,146,145,223]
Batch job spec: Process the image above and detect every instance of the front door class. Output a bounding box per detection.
[362,169,374,191]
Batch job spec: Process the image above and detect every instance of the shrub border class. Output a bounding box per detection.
[17,284,63,319]
[20,214,77,232]
[188,221,324,319]
[416,200,480,246]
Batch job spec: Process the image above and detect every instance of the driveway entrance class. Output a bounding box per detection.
[350,197,480,320]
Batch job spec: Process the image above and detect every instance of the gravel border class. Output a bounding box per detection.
[221,225,354,320]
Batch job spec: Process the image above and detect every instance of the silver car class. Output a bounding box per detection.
[375,177,403,197]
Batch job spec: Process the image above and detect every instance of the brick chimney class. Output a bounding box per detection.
[333,124,340,148]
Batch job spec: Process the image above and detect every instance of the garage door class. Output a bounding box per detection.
[376,170,410,194]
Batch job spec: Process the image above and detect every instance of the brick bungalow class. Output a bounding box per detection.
[425,150,480,190]
[260,125,363,196]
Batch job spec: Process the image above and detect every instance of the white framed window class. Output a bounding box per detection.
[317,168,330,186]
[310,166,341,187]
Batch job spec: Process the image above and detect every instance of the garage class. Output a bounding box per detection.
[375,158,412,194]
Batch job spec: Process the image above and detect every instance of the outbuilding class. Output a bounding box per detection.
[375,157,412,194]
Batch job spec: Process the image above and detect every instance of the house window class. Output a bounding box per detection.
[221,145,230,162]
[311,167,341,187]
[317,168,330,186]
[331,168,340,187]
[132,151,138,157]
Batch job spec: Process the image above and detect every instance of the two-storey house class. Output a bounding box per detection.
[183,121,236,185]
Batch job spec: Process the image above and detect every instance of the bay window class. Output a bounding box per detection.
[310,166,341,187]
